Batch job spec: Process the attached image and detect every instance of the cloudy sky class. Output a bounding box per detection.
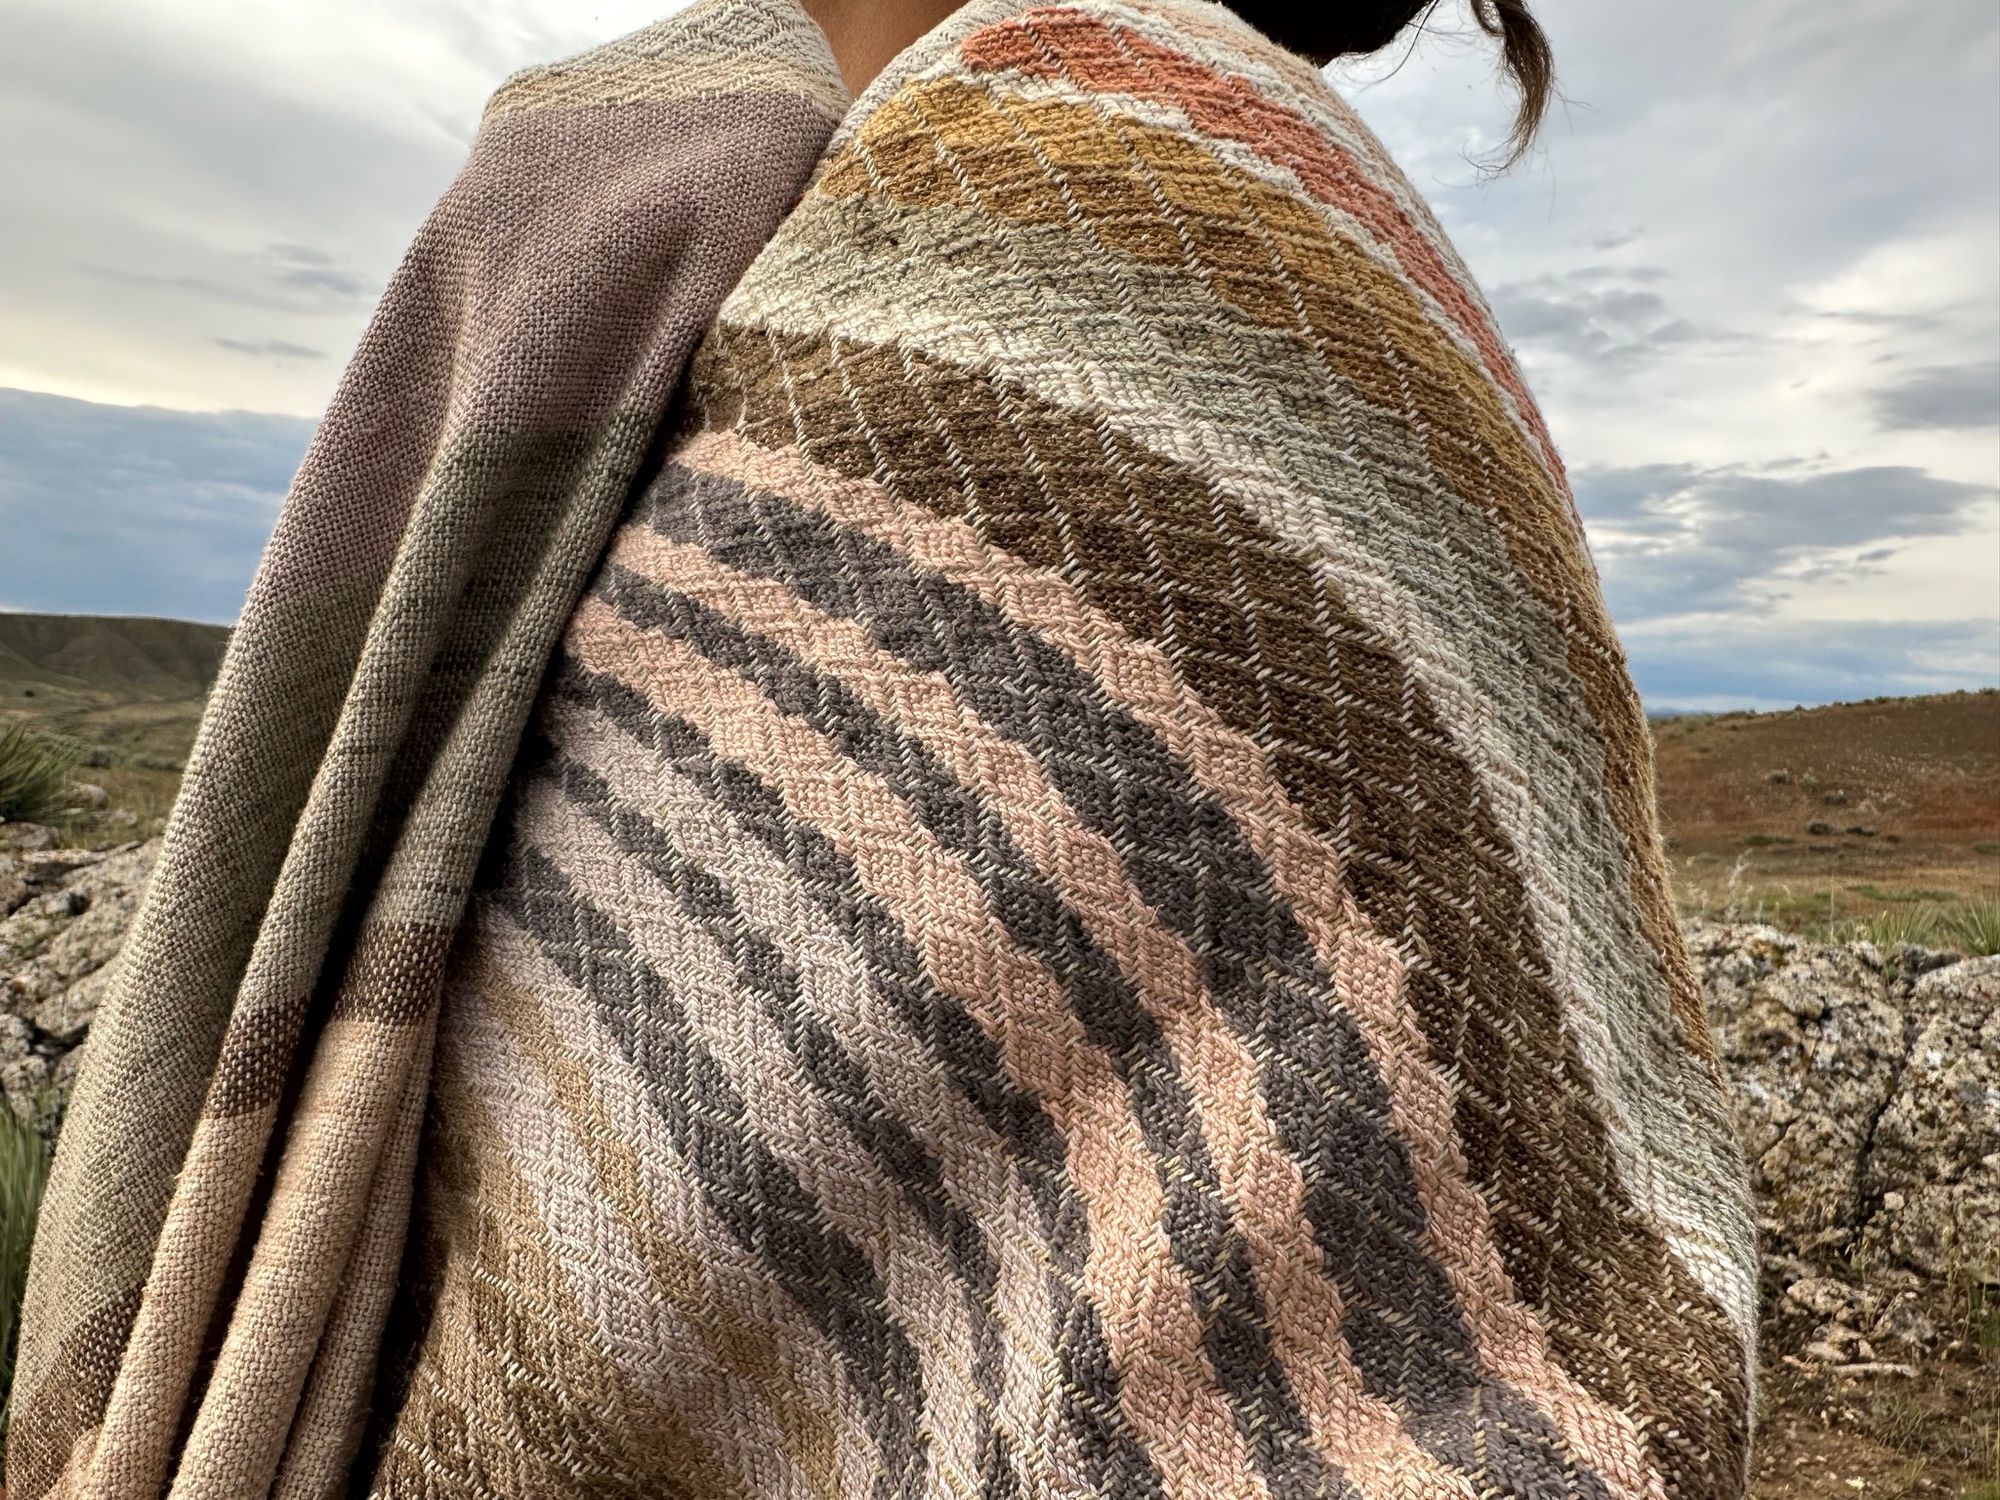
[1,0,1995,710]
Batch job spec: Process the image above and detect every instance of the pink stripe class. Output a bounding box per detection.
[959,7,1565,487]
[605,521,1482,1495]
[564,595,1269,1500]
[683,429,1665,1499]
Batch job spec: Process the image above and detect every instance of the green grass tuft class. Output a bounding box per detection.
[1809,903,1946,949]
[1941,894,2000,958]
[1,1105,52,1435]
[0,719,78,824]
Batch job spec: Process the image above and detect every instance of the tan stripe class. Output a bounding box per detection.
[678,428,1667,1497]
[488,52,850,124]
[513,767,992,1498]
[461,907,868,1500]
[167,1017,430,1498]
[606,516,1490,1494]
[834,68,1717,1092]
[483,0,847,122]
[564,595,1263,1500]
[717,207,1756,1354]
[539,688,1062,1489]
[375,1057,736,1498]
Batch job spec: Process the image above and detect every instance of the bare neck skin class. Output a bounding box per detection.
[800,0,965,95]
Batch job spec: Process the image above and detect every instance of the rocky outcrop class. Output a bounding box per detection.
[2,846,1994,1377]
[0,829,160,1138]
[1694,920,1999,1371]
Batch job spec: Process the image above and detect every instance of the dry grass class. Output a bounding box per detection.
[0,1105,52,1437]
[0,721,76,826]
[1658,690,2000,939]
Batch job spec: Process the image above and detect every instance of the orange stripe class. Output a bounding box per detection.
[959,7,1564,484]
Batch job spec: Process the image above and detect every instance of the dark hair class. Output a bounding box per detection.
[1226,1,1554,164]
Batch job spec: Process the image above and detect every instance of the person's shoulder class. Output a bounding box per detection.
[809,0,1434,261]
[480,0,848,131]
[952,0,1350,119]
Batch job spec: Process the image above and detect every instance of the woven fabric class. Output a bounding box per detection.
[6,4,845,1495]
[13,1,1759,1497]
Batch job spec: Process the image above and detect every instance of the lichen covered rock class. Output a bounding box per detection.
[0,836,159,1137]
[1693,920,1999,1369]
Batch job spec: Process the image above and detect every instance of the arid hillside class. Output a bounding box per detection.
[0,613,228,835]
[1655,690,2000,939]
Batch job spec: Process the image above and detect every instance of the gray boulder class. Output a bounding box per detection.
[1694,920,1999,1365]
[0,837,159,1136]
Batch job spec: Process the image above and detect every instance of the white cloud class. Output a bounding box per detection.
[0,0,1993,704]
[0,0,682,415]
[1334,0,1999,697]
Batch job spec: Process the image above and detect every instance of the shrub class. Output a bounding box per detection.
[1942,894,2000,958]
[0,720,78,824]
[1,1105,52,1435]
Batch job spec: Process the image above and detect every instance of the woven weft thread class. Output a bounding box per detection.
[10,2,1756,1497]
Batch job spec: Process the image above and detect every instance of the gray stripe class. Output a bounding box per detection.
[635,467,1612,1497]
[486,829,928,1500]
[543,655,1167,1500]
[520,731,1010,1453]
[590,555,1348,1499]
[1410,1384,1625,1499]
[644,469,1452,1366]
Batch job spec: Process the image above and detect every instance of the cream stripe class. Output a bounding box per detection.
[431,958,783,1492]
[541,689,1058,1496]
[926,61,1556,477]
[485,0,849,122]
[169,1020,425,1499]
[488,52,851,122]
[720,196,1757,1348]
[439,921,828,1499]
[680,428,1669,1499]
[605,519,1486,1496]
[514,769,991,1499]
[462,907,878,1500]
[566,596,1268,1500]
[387,1055,745,1497]
[85,1107,273,1500]
[275,1012,436,1499]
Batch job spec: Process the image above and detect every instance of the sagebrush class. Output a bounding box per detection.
[0,720,77,824]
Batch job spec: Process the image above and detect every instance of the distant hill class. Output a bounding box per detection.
[1652,689,2000,925]
[0,612,229,772]
[0,612,228,708]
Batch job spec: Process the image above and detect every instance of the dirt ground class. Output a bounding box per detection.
[1751,1357,1999,1498]
[1655,691,2000,931]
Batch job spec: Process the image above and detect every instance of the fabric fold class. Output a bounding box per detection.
[11,2,1756,1497]
[8,4,847,1494]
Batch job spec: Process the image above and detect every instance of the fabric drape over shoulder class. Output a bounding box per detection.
[11,1,1758,1497]
[9,4,847,1493]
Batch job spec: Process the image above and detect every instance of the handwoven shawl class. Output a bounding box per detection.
[9,3,846,1494]
[12,1,1759,1497]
